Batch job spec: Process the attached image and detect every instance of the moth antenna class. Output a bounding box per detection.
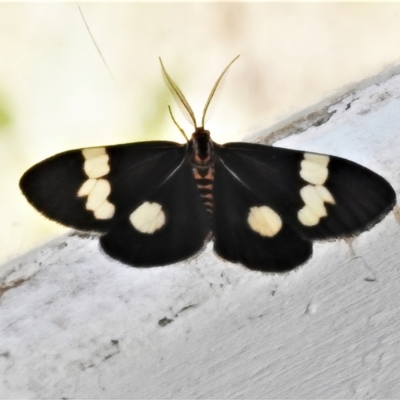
[77,3,117,86]
[168,106,189,142]
[201,55,240,128]
[159,58,198,128]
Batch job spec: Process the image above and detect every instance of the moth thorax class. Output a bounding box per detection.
[191,129,213,166]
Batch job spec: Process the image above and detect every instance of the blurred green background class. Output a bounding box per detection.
[1,2,400,266]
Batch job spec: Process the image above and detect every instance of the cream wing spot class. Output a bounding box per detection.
[130,202,166,234]
[86,179,111,211]
[298,154,334,226]
[79,148,115,220]
[298,206,320,226]
[300,160,328,185]
[304,153,330,167]
[247,206,282,237]
[94,201,115,219]
[77,178,97,197]
[82,147,107,159]
[300,185,327,218]
[84,154,110,179]
[315,185,335,204]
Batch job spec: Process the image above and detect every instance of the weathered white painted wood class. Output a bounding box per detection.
[1,68,399,399]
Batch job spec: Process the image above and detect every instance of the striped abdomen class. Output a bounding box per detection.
[192,165,214,215]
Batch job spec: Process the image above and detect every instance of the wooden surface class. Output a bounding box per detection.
[1,68,399,398]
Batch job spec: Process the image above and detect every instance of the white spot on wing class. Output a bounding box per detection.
[84,154,110,179]
[247,206,282,237]
[315,185,335,204]
[298,184,336,226]
[86,179,111,211]
[130,202,166,234]
[300,185,327,218]
[300,159,328,185]
[82,147,107,159]
[94,201,115,219]
[78,147,115,220]
[298,153,335,227]
[304,153,329,167]
[298,206,319,226]
[77,178,97,197]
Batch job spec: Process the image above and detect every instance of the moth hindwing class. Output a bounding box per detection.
[20,59,396,272]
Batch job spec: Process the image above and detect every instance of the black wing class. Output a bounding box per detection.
[212,142,395,272]
[20,141,210,266]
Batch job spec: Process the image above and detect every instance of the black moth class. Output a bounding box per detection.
[20,57,396,272]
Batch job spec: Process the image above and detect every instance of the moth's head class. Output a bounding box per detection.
[192,127,210,140]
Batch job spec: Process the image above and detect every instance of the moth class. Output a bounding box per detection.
[20,57,396,272]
